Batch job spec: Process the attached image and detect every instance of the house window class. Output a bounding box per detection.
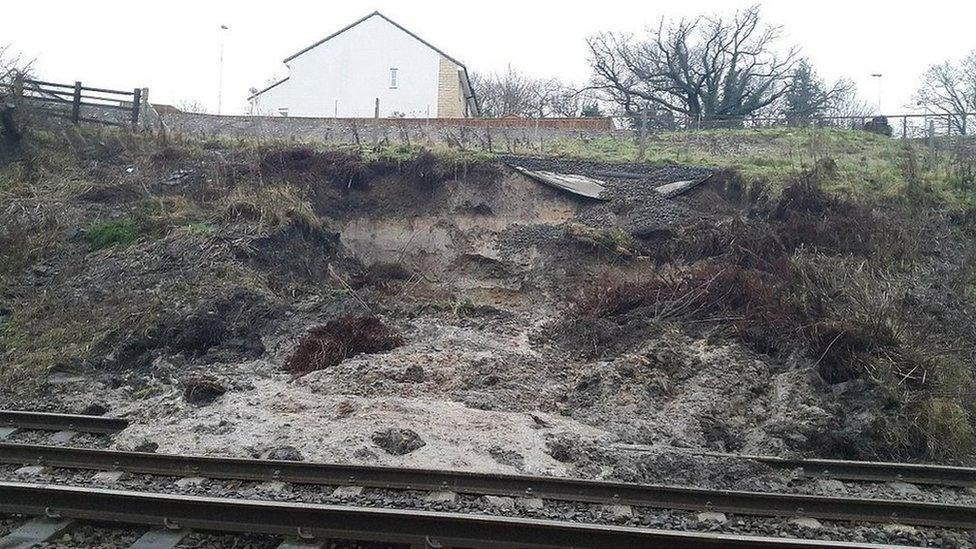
[277,107,289,117]
[390,68,398,89]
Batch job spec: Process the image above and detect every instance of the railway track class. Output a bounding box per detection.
[0,410,128,438]
[0,442,973,530]
[0,482,895,549]
[614,444,976,488]
[0,411,972,547]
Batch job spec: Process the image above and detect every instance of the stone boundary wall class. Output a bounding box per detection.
[157,111,624,150]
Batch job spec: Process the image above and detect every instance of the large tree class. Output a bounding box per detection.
[781,59,854,124]
[914,51,976,136]
[587,5,797,123]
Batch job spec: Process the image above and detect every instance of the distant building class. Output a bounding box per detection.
[248,12,479,119]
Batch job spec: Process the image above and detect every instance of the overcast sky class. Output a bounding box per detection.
[3,0,974,115]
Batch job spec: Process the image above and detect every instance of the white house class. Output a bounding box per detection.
[248,12,479,118]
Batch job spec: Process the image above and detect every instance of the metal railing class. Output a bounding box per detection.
[618,112,975,140]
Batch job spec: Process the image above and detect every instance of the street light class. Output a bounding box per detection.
[871,73,883,114]
[218,24,230,115]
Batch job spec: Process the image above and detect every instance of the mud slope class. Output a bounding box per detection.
[2,134,973,480]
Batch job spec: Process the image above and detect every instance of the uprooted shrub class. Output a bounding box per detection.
[285,316,404,377]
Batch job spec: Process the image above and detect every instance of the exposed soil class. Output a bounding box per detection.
[2,131,974,494]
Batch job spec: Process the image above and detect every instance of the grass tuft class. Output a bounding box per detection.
[86,219,141,250]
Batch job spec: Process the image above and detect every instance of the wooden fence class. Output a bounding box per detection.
[4,75,143,129]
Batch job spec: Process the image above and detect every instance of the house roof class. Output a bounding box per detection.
[284,11,461,66]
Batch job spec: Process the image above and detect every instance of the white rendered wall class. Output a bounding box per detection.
[251,16,442,118]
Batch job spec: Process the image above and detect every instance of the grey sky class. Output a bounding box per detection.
[4,0,974,115]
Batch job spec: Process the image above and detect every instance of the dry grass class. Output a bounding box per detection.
[222,185,320,234]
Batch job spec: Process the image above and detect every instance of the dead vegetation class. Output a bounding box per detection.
[285,316,404,377]
[573,166,976,460]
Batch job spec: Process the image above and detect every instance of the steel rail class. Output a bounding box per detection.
[0,411,128,434]
[749,455,976,488]
[0,482,890,549]
[0,443,972,529]
[614,444,976,487]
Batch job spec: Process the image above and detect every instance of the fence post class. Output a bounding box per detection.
[637,108,648,161]
[71,81,82,124]
[371,97,379,148]
[12,71,24,98]
[484,118,493,153]
[902,116,908,139]
[131,88,142,130]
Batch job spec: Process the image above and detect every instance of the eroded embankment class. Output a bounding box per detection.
[1,131,974,478]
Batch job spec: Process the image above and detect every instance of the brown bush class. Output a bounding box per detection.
[656,168,884,268]
[577,264,778,322]
[259,147,371,190]
[285,316,404,377]
[804,320,901,384]
[402,151,455,189]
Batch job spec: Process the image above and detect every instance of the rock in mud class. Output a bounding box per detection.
[133,441,158,453]
[402,364,425,383]
[545,433,583,463]
[372,428,426,455]
[78,403,108,416]
[182,377,227,406]
[488,446,525,468]
[264,446,304,461]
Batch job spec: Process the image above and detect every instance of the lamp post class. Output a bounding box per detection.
[218,24,229,115]
[870,73,883,114]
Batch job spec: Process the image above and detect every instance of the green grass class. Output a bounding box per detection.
[86,219,141,250]
[542,128,975,207]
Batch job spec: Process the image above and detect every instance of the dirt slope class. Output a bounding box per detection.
[1,129,974,481]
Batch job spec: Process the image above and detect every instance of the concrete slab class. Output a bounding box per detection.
[790,517,823,530]
[518,497,545,510]
[276,539,329,549]
[330,485,364,498]
[655,176,710,198]
[0,518,75,549]
[14,465,48,477]
[697,511,728,523]
[511,165,608,200]
[173,476,207,488]
[424,490,457,503]
[92,470,129,485]
[129,529,189,549]
[482,495,515,508]
[256,480,288,493]
[600,504,633,518]
[49,430,77,444]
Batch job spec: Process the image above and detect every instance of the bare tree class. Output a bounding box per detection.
[587,5,798,124]
[470,66,536,118]
[0,45,31,91]
[1,45,32,144]
[913,51,976,135]
[471,66,589,118]
[175,99,209,114]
